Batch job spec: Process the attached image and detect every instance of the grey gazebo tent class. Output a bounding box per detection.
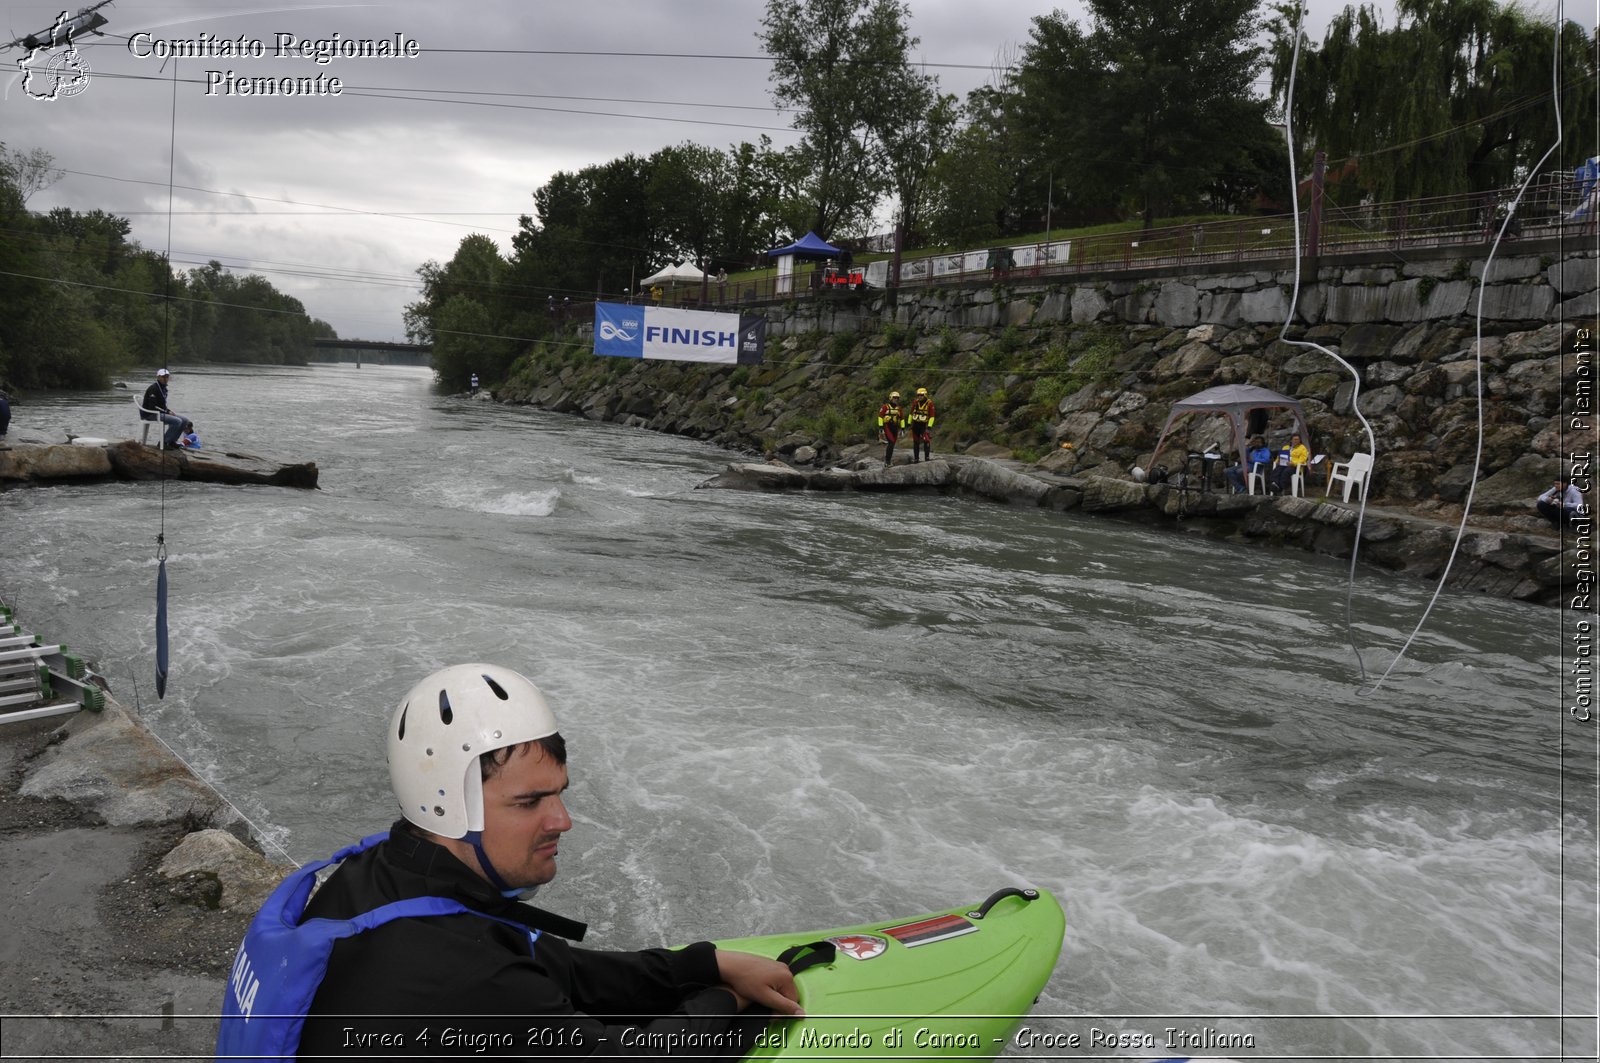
[1148,384,1312,476]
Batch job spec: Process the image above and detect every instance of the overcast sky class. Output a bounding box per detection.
[1,0,1592,342]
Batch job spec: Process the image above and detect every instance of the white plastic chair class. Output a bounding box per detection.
[134,395,165,450]
[1246,461,1268,495]
[1292,453,1326,498]
[1326,452,1373,502]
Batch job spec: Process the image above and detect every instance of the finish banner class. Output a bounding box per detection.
[593,303,765,365]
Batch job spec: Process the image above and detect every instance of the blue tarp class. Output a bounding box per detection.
[765,231,842,259]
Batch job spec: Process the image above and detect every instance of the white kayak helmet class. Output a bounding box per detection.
[388,663,560,839]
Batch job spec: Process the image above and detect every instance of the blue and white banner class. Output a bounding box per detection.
[593,303,764,365]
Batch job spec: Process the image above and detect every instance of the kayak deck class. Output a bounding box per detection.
[711,887,1065,1060]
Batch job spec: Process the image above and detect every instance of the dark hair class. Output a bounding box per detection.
[481,732,566,781]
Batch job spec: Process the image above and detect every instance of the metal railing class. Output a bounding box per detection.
[550,175,1599,325]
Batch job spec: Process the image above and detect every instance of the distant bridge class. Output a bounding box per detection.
[312,338,432,368]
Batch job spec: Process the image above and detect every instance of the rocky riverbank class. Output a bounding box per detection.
[699,452,1577,607]
[0,689,289,1059]
[489,249,1595,546]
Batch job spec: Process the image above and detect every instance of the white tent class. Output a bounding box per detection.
[640,261,709,288]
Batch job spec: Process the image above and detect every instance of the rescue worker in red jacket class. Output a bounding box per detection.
[907,387,935,463]
[876,390,905,467]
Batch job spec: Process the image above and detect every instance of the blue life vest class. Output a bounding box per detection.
[214,831,538,1063]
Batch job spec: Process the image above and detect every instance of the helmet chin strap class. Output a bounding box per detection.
[463,830,515,894]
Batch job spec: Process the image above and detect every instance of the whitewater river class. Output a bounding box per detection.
[5,363,1595,1061]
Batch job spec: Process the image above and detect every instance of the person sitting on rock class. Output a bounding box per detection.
[1536,478,1585,530]
[178,421,200,449]
[876,390,905,466]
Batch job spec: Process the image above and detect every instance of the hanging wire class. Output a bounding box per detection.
[1278,3,1569,691]
[1360,5,1567,694]
[129,668,302,869]
[151,56,180,700]
[1278,2,1379,681]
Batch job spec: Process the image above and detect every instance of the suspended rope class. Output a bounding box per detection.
[130,669,302,869]
[154,56,179,698]
[1361,7,1566,695]
[1279,3,1568,690]
[1279,3,1378,680]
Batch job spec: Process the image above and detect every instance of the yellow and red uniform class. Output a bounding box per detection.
[877,397,905,465]
[907,392,935,462]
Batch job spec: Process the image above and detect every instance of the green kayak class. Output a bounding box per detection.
[712,887,1065,1060]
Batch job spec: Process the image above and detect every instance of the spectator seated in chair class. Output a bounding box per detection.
[1225,436,1273,494]
[1269,434,1309,495]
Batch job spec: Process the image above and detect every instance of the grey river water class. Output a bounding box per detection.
[4,363,1596,1060]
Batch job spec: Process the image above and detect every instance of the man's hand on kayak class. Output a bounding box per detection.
[715,950,805,1016]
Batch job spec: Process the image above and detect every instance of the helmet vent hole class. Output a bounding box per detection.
[482,674,509,700]
[396,704,408,741]
[438,690,453,725]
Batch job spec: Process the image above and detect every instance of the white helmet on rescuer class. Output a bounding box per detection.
[388,663,559,839]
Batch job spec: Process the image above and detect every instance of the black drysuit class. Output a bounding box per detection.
[297,821,762,1059]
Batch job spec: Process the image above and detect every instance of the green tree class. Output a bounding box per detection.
[882,85,959,241]
[1269,0,1598,201]
[429,294,515,389]
[924,84,1026,245]
[758,0,933,237]
[1010,0,1271,228]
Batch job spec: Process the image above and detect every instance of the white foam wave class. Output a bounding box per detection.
[436,483,561,517]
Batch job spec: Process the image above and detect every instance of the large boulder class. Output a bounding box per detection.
[963,441,1014,460]
[0,443,114,481]
[954,458,1051,505]
[158,829,291,912]
[697,462,810,492]
[20,700,235,829]
[1473,453,1562,510]
[1077,474,1148,512]
[102,441,318,488]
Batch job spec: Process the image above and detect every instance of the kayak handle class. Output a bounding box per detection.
[966,887,1040,921]
[776,940,837,975]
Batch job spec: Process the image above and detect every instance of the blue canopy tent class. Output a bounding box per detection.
[766,231,842,259]
[766,231,843,294]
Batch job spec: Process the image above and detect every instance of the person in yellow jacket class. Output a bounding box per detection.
[1270,433,1310,495]
[906,387,935,463]
[876,390,906,467]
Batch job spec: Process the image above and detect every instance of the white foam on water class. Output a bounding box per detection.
[434,481,562,517]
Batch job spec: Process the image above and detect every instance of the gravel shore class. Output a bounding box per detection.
[0,709,276,1062]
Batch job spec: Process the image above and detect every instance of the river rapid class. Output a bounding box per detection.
[5,363,1595,1060]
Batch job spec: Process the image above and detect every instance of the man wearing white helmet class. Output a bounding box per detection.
[139,368,188,449]
[218,663,801,1060]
